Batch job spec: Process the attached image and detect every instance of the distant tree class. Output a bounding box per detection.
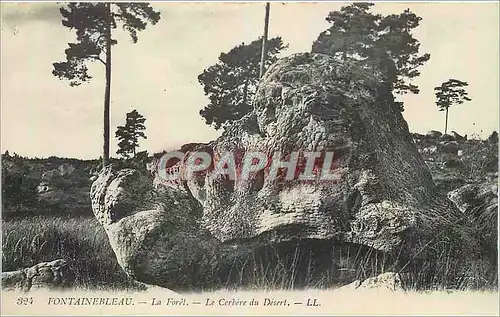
[312,2,430,111]
[488,131,498,144]
[115,110,147,159]
[52,3,160,167]
[198,37,288,129]
[434,79,471,134]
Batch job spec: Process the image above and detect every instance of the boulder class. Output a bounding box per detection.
[421,145,438,155]
[339,272,403,291]
[426,130,442,139]
[440,141,459,154]
[37,163,92,212]
[443,157,463,168]
[1,259,73,292]
[448,182,498,216]
[91,53,480,291]
[440,134,456,142]
[488,131,498,144]
[448,181,498,266]
[58,163,76,176]
[450,131,466,141]
[41,163,76,181]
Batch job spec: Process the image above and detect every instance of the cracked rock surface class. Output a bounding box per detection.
[1,259,72,292]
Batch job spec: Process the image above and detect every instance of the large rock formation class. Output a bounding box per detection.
[91,53,481,291]
[448,180,498,267]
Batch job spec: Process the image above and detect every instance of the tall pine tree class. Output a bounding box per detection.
[312,3,430,110]
[52,3,160,166]
[198,37,288,129]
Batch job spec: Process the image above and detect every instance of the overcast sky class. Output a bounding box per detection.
[1,2,498,159]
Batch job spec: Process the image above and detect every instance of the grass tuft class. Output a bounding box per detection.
[2,214,142,291]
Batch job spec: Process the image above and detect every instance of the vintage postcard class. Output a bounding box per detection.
[1,1,499,316]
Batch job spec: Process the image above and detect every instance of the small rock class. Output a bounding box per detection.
[338,272,403,291]
[58,163,76,176]
[440,134,455,142]
[448,182,498,214]
[426,130,442,138]
[444,157,463,168]
[1,259,73,292]
[36,181,51,193]
[340,279,361,289]
[450,131,466,141]
[421,146,438,155]
[441,141,459,154]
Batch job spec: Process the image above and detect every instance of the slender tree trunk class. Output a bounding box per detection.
[259,2,270,79]
[103,2,112,167]
[444,107,449,135]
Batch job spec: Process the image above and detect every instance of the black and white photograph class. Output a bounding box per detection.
[1,1,498,315]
